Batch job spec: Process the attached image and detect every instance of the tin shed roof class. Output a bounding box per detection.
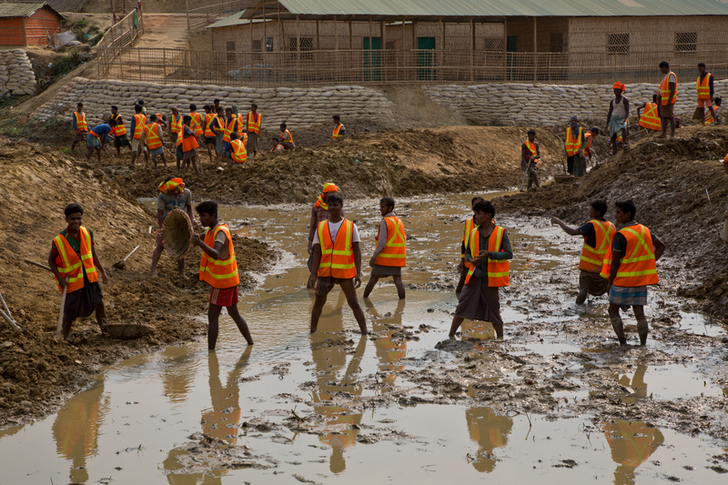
[0,2,64,19]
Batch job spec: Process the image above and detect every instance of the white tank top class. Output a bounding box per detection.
[612,97,628,118]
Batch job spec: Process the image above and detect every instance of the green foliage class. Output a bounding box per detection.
[50,49,82,78]
[0,95,19,110]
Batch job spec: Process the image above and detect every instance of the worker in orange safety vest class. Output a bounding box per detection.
[363,197,407,300]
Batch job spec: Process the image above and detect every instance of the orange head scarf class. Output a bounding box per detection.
[159,177,185,194]
[315,183,339,210]
[612,81,625,92]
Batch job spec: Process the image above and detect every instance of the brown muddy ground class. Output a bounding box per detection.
[497,124,728,319]
[0,137,278,426]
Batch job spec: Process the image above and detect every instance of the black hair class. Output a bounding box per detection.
[203,105,211,111]
[333,114,341,122]
[214,98,220,104]
[251,103,258,109]
[380,197,395,210]
[659,61,669,69]
[225,107,232,113]
[137,99,145,105]
[591,199,608,217]
[230,132,238,140]
[652,93,658,103]
[527,129,536,135]
[473,200,496,218]
[77,102,83,107]
[698,62,706,68]
[327,193,344,205]
[195,201,218,217]
[149,114,157,122]
[64,203,83,218]
[111,105,118,111]
[189,104,197,111]
[134,104,142,113]
[615,200,636,221]
[271,137,279,142]
[108,118,117,126]
[590,127,600,135]
[183,115,192,123]
[280,122,287,129]
[715,97,722,105]
[471,196,484,207]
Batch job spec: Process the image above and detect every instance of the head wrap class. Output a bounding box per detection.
[159,177,185,193]
[232,105,239,115]
[315,183,339,209]
[570,115,579,122]
[612,81,625,92]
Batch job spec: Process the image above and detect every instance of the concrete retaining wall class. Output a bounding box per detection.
[34,78,396,129]
[424,80,728,126]
[0,50,36,97]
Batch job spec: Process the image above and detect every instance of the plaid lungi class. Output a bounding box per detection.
[609,285,648,306]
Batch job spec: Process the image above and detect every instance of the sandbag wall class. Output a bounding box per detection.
[424,81,728,126]
[34,77,396,128]
[0,50,37,97]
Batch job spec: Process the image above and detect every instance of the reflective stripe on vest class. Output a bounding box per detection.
[696,73,712,100]
[223,118,237,142]
[659,71,677,106]
[317,219,356,279]
[463,226,509,287]
[231,139,247,163]
[237,114,245,138]
[525,140,537,159]
[332,123,344,139]
[599,224,659,286]
[280,129,293,144]
[111,114,126,136]
[579,219,616,274]
[170,114,181,134]
[74,112,87,132]
[190,112,203,136]
[199,224,240,289]
[639,103,662,130]
[204,113,216,137]
[565,127,583,156]
[53,227,98,293]
[375,216,406,267]
[132,114,146,139]
[706,106,720,124]
[144,123,162,149]
[248,112,261,134]
[461,217,476,259]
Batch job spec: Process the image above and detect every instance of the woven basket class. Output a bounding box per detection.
[163,209,193,260]
[103,323,154,340]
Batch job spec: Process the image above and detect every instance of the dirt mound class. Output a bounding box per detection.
[100,126,564,204]
[496,125,728,320]
[0,137,277,426]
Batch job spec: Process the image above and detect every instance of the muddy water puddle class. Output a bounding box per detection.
[2,194,727,484]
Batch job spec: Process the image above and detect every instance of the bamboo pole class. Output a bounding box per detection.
[470,19,474,82]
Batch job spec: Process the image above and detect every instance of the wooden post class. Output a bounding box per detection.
[349,17,352,50]
[163,47,167,77]
[138,47,142,81]
[440,18,444,81]
[296,14,300,84]
[185,0,190,31]
[316,19,319,49]
[533,16,537,82]
[402,17,406,81]
[503,16,508,81]
[382,19,387,82]
[334,15,338,83]
[470,19,475,82]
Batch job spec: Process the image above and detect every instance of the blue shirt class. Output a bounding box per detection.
[90,124,112,139]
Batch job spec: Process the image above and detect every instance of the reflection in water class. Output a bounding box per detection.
[462,319,497,342]
[163,348,252,484]
[161,350,198,404]
[310,297,367,474]
[366,299,407,390]
[603,420,664,485]
[465,407,513,473]
[52,380,107,484]
[616,364,648,404]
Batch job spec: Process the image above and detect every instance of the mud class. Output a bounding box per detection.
[0,137,278,426]
[0,197,725,484]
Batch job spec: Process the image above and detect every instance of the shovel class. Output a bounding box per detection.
[113,245,140,270]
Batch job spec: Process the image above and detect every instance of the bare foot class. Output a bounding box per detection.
[179,272,189,280]
[151,270,158,277]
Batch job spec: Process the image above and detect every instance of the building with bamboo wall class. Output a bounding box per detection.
[202,0,728,85]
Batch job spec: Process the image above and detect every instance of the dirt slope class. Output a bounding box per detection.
[0,137,277,425]
[496,125,728,320]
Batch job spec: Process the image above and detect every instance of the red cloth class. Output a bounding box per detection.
[209,286,239,306]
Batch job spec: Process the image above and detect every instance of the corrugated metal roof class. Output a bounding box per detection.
[206,12,271,28]
[273,0,728,17]
[0,2,54,18]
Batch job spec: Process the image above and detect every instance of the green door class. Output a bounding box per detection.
[363,37,381,82]
[417,37,436,81]
[506,35,517,81]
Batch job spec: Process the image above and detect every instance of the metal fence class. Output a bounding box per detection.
[97,47,728,87]
[95,9,143,71]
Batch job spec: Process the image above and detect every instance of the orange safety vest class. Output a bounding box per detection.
[659,71,677,106]
[639,102,661,130]
[204,113,216,137]
[199,224,240,289]
[182,128,199,152]
[600,223,658,286]
[248,111,261,134]
[565,127,583,156]
[317,219,357,279]
[237,114,245,138]
[132,114,146,139]
[332,123,345,140]
[375,216,406,267]
[584,132,594,156]
[461,217,477,259]
[463,226,509,287]
[52,227,98,293]
[111,113,126,136]
[73,111,87,132]
[230,139,247,164]
[705,106,720,124]
[170,114,182,134]
[579,219,616,274]
[223,118,237,143]
[524,140,538,161]
[190,112,203,136]
[280,129,293,144]
[696,73,712,100]
[144,122,162,149]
